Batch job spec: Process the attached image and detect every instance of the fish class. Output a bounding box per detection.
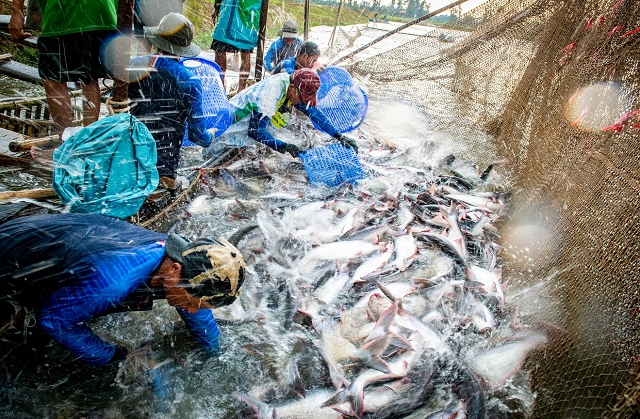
[298,240,382,271]
[387,233,419,271]
[468,330,547,388]
[234,389,343,419]
[347,242,395,289]
[417,231,469,267]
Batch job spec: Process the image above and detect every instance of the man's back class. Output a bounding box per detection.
[0,213,165,306]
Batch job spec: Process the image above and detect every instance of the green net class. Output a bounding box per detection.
[339,0,640,416]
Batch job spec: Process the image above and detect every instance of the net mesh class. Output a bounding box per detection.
[337,0,640,416]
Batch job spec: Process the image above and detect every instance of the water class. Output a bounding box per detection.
[0,75,45,101]
[0,25,540,418]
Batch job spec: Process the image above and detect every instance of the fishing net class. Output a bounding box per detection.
[335,0,640,417]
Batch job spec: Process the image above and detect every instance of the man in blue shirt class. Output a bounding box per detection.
[264,20,303,73]
[272,41,322,75]
[129,13,215,190]
[0,213,246,366]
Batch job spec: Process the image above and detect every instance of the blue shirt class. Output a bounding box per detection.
[271,56,297,75]
[129,55,213,177]
[0,214,220,365]
[264,38,303,72]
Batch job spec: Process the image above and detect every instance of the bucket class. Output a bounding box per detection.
[180,57,234,146]
[315,67,368,133]
[299,143,366,187]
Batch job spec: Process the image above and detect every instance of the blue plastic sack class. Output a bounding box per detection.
[53,114,159,219]
[315,67,368,133]
[180,57,234,146]
[299,143,366,187]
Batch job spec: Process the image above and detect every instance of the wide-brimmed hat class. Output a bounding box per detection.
[291,68,321,107]
[166,233,246,307]
[144,13,201,58]
[278,20,299,39]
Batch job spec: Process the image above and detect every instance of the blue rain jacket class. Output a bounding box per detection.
[264,38,303,72]
[53,113,158,219]
[0,213,220,365]
[211,0,261,50]
[129,55,213,178]
[271,56,297,75]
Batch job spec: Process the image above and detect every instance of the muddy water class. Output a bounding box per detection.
[0,26,539,419]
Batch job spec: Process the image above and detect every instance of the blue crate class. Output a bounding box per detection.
[180,57,234,146]
[315,67,368,133]
[299,143,366,187]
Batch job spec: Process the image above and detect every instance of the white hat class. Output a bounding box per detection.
[278,20,299,39]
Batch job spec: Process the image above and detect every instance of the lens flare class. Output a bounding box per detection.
[103,35,152,83]
[565,81,632,133]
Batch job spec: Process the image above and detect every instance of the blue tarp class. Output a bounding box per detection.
[53,114,159,219]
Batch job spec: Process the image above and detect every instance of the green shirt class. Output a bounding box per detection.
[38,0,118,37]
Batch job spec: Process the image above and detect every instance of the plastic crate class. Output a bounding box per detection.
[180,57,234,146]
[315,67,368,133]
[299,143,366,187]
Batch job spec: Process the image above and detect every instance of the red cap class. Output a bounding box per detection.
[291,68,320,107]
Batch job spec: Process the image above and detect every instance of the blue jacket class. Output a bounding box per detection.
[271,56,297,75]
[0,214,220,366]
[264,38,303,72]
[129,55,213,178]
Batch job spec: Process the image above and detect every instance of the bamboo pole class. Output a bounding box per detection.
[0,188,56,200]
[328,0,345,47]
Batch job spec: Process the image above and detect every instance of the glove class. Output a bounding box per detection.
[280,143,301,158]
[334,134,358,154]
[109,345,129,365]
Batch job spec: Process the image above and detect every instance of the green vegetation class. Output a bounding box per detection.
[1,0,370,66]
[185,0,370,49]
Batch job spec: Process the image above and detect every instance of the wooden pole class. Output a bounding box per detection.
[0,188,56,200]
[303,0,310,41]
[255,0,270,81]
[110,0,135,104]
[8,134,61,152]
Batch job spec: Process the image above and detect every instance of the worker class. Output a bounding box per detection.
[0,213,246,366]
[8,0,118,133]
[128,13,215,191]
[271,41,322,75]
[264,20,303,73]
[210,0,261,93]
[204,68,357,159]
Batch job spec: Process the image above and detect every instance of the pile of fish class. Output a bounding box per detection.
[186,139,551,418]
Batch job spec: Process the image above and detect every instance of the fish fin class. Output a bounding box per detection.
[232,391,274,418]
[321,389,349,407]
[287,359,306,398]
[357,336,392,373]
[352,387,365,419]
[389,332,414,351]
[375,281,397,302]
